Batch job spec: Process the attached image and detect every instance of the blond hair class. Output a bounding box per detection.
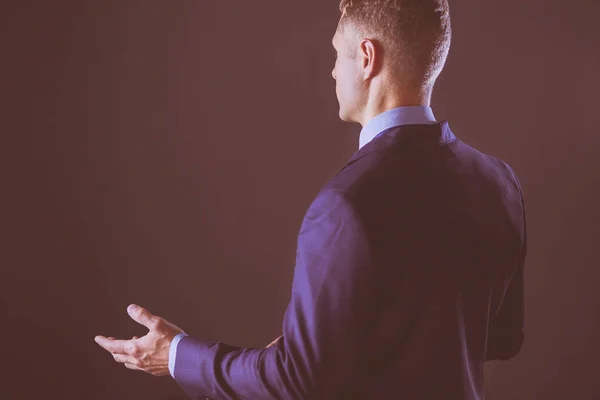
[338,0,451,88]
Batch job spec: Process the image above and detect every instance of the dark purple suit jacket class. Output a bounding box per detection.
[174,122,527,400]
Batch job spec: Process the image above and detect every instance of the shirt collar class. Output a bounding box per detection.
[358,106,437,149]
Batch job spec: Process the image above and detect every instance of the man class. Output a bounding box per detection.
[96,0,526,399]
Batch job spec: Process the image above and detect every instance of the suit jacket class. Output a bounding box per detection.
[174,121,527,400]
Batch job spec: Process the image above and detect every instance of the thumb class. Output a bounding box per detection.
[127,304,156,329]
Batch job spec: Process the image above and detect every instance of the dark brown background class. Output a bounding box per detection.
[1,0,599,399]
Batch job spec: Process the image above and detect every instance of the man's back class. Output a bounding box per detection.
[166,121,525,400]
[325,122,526,399]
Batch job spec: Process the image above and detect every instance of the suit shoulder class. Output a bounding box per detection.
[457,140,525,196]
[321,150,387,198]
[300,187,363,236]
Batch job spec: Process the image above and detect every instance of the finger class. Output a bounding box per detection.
[127,304,157,330]
[124,363,141,371]
[151,369,170,377]
[113,353,138,366]
[94,335,116,344]
[266,335,282,348]
[94,336,129,354]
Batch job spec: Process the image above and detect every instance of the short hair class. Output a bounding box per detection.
[338,0,451,89]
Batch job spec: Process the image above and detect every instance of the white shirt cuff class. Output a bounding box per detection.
[168,332,188,378]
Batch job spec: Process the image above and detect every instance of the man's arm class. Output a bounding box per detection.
[485,242,526,361]
[486,177,527,361]
[173,189,376,399]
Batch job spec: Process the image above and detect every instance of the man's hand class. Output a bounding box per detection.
[266,335,282,348]
[94,304,184,377]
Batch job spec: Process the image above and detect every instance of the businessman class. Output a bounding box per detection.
[96,0,527,399]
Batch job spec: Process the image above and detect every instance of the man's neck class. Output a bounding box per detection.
[359,86,432,127]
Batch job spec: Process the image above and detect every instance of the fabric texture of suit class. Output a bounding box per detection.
[173,121,527,400]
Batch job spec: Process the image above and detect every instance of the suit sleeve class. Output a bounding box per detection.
[173,189,376,399]
[485,240,526,361]
[486,175,527,361]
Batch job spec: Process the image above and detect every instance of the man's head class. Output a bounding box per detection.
[331,0,451,125]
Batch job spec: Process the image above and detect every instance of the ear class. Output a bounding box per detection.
[359,39,377,79]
